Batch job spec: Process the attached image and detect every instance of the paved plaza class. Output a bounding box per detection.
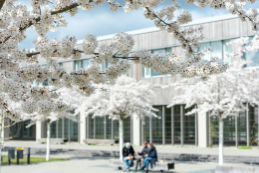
[2,141,259,173]
[0,157,244,173]
[5,141,259,157]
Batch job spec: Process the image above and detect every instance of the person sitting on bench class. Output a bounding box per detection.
[133,141,149,172]
[140,143,157,173]
[122,142,135,172]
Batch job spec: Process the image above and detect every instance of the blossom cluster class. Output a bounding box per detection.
[0,0,257,126]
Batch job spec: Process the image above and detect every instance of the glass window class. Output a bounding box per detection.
[74,60,82,71]
[142,66,151,78]
[238,111,247,143]
[100,59,109,71]
[152,106,163,144]
[42,79,49,86]
[96,116,104,139]
[50,122,56,138]
[113,120,119,140]
[249,105,258,146]
[165,107,172,144]
[123,117,131,142]
[58,118,63,138]
[174,105,181,144]
[141,47,172,78]
[244,36,259,67]
[199,42,211,60]
[89,114,94,139]
[145,117,150,142]
[223,40,231,63]
[70,114,79,140]
[211,41,222,60]
[82,59,91,68]
[64,118,69,139]
[59,62,64,68]
[106,117,112,139]
[151,49,165,76]
[166,47,173,54]
[184,106,196,144]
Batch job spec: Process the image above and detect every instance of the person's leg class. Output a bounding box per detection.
[128,159,133,168]
[123,157,129,170]
[125,159,133,172]
[134,158,140,171]
[143,157,152,170]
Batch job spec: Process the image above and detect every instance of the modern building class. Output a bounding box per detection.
[9,13,259,148]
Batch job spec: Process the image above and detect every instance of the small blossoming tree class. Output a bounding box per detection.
[168,60,259,165]
[81,76,157,160]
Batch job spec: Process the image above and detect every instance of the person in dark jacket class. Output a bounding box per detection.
[122,142,135,172]
[140,143,158,173]
[133,141,149,172]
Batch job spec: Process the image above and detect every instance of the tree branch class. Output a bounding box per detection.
[50,3,79,15]
[0,0,5,11]
[26,49,139,60]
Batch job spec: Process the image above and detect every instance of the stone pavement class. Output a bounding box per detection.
[5,141,259,157]
[0,157,248,173]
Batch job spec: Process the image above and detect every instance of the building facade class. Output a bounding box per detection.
[10,13,259,148]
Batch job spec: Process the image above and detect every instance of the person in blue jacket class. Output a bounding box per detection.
[140,143,157,173]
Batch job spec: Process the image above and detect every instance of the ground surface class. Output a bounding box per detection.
[1,157,243,173]
[1,155,68,165]
[5,141,259,157]
[2,141,259,173]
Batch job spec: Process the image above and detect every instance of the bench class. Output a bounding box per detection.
[38,138,67,144]
[109,159,174,172]
[84,139,115,145]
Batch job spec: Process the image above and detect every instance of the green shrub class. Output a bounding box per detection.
[238,146,252,149]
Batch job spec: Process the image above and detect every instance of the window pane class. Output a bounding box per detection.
[223,40,231,63]
[199,42,211,60]
[74,60,81,71]
[106,117,112,139]
[70,114,79,140]
[152,106,163,144]
[184,106,195,144]
[95,116,104,139]
[50,122,56,138]
[166,47,173,54]
[89,115,94,139]
[124,117,131,142]
[249,105,258,146]
[211,41,222,60]
[245,36,259,66]
[142,66,151,78]
[82,59,91,68]
[174,105,181,144]
[165,107,172,144]
[59,62,64,68]
[145,117,150,142]
[151,49,165,76]
[58,119,63,138]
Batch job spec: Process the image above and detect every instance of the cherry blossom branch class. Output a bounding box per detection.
[0,0,5,10]
[145,7,192,50]
[26,50,139,60]
[50,3,80,15]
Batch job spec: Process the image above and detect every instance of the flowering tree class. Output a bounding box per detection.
[0,0,258,168]
[22,86,78,161]
[168,60,259,165]
[81,76,157,160]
